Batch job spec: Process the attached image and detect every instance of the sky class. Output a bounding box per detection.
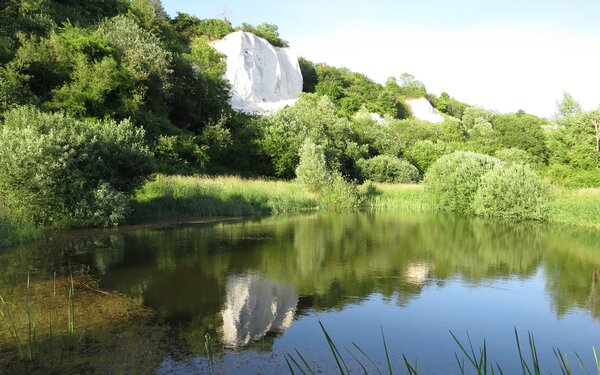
[162,0,600,118]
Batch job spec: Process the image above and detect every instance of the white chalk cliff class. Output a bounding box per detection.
[212,31,303,114]
[406,98,445,123]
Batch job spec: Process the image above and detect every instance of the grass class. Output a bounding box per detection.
[366,183,432,212]
[549,187,600,228]
[0,209,42,248]
[286,323,600,375]
[367,183,600,228]
[2,176,598,248]
[130,174,317,222]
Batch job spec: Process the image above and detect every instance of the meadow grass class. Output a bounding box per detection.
[131,176,600,229]
[549,187,600,228]
[366,183,432,212]
[130,175,317,222]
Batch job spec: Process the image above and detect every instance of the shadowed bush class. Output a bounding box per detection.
[357,155,420,183]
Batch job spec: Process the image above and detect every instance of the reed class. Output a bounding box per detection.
[285,323,600,375]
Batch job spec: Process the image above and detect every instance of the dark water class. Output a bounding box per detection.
[2,212,600,373]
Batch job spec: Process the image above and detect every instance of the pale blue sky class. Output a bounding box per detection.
[162,1,600,117]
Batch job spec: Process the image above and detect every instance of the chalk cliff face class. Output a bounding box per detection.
[406,98,445,123]
[212,31,303,114]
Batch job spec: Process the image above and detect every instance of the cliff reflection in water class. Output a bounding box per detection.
[221,274,297,347]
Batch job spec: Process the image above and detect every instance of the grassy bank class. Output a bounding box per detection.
[2,176,598,248]
[131,176,600,228]
[130,175,317,222]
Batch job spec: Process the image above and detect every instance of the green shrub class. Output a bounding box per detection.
[357,155,420,183]
[154,133,208,174]
[317,173,362,209]
[545,164,600,188]
[494,147,536,166]
[406,140,449,174]
[424,151,501,213]
[0,106,153,227]
[295,139,330,192]
[473,164,551,221]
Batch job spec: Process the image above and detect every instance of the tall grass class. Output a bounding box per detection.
[0,208,42,248]
[549,187,600,228]
[365,183,432,212]
[130,175,317,221]
[285,323,600,375]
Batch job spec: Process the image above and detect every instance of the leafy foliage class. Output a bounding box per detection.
[494,147,536,166]
[473,164,550,221]
[296,139,330,192]
[406,140,451,174]
[237,22,288,47]
[172,14,233,42]
[425,151,501,213]
[315,65,409,118]
[492,112,548,163]
[357,156,420,183]
[0,107,153,227]
[257,94,366,178]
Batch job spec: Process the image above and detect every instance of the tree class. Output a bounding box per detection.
[555,91,582,122]
[492,113,549,163]
[296,139,330,192]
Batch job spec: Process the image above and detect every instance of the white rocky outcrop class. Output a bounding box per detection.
[212,31,303,114]
[221,274,298,347]
[406,98,445,123]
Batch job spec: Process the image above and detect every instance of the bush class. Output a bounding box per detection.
[545,164,600,188]
[473,164,551,221]
[406,140,449,174]
[154,133,208,174]
[424,151,501,213]
[357,155,420,183]
[494,147,536,166]
[295,139,331,192]
[0,106,153,227]
[317,173,362,209]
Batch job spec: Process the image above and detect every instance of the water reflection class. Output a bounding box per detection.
[221,274,297,347]
[1,212,600,353]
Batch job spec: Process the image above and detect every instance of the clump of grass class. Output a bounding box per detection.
[130,175,317,221]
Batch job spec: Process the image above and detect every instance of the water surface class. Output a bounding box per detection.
[2,212,600,373]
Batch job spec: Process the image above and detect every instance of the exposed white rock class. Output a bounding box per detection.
[406,98,445,123]
[212,31,303,114]
[221,273,298,347]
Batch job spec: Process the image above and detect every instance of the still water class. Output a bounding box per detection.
[3,212,600,373]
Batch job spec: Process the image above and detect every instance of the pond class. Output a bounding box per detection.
[2,212,600,374]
